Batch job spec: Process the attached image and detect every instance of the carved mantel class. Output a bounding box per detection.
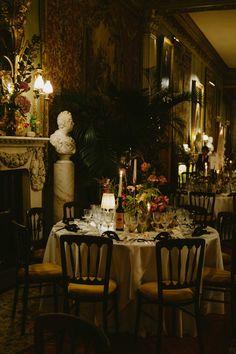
[0,136,49,211]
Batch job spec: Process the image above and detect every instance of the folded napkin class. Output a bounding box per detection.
[154,231,171,241]
[65,223,80,232]
[192,226,210,237]
[101,230,120,241]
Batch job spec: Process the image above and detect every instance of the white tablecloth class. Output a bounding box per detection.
[43,220,223,336]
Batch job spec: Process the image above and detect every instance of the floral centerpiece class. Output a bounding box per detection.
[123,161,169,231]
[0,35,40,135]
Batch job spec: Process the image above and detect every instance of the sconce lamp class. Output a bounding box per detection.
[43,80,53,97]
[101,193,116,211]
[33,69,53,137]
[33,73,44,93]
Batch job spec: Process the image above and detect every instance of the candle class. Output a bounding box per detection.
[204,162,208,177]
[133,159,137,185]
[118,170,123,197]
[147,202,151,213]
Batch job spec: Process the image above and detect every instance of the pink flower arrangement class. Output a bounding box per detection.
[15,95,31,114]
[124,161,169,215]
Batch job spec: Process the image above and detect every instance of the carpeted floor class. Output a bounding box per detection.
[0,288,234,354]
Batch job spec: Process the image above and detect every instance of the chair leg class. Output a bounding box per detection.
[114,292,119,333]
[75,300,80,316]
[156,305,163,354]
[195,302,205,354]
[12,282,19,319]
[231,288,236,338]
[103,300,108,333]
[21,281,29,335]
[52,283,58,312]
[135,292,142,337]
[171,307,176,336]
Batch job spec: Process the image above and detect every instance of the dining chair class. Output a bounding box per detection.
[60,234,119,333]
[202,220,236,338]
[63,201,79,223]
[11,220,62,335]
[217,211,236,267]
[135,238,206,354]
[0,209,15,270]
[26,207,47,262]
[189,191,216,226]
[34,312,111,354]
[178,171,190,190]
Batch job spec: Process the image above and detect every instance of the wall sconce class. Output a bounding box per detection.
[33,69,53,136]
[33,73,44,93]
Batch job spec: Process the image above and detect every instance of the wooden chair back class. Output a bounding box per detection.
[217,211,236,243]
[26,207,45,247]
[63,201,79,223]
[156,238,205,301]
[189,191,216,225]
[60,235,113,297]
[11,220,31,270]
[34,312,110,354]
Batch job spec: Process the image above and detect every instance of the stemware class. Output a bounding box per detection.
[124,213,138,233]
[83,208,92,225]
[91,205,103,230]
[103,210,115,230]
[137,213,149,233]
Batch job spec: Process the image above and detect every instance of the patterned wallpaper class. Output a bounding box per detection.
[43,0,144,95]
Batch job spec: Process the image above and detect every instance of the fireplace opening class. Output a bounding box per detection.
[0,168,30,224]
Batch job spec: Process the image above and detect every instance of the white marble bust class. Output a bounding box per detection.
[50,111,76,155]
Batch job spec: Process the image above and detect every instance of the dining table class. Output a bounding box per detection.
[178,189,235,218]
[42,217,224,337]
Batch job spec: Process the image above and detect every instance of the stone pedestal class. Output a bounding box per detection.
[53,155,74,223]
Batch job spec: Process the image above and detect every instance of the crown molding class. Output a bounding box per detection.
[150,0,236,14]
[160,13,227,74]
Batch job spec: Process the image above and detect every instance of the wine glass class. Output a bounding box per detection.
[91,205,103,230]
[104,210,115,230]
[83,208,92,225]
[152,211,161,230]
[125,213,138,233]
[137,213,148,234]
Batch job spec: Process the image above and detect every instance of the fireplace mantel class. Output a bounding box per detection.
[0,136,50,213]
[0,136,49,148]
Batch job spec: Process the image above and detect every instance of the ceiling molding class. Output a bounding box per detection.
[161,13,227,73]
[150,0,236,14]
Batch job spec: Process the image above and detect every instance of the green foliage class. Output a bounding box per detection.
[50,87,190,180]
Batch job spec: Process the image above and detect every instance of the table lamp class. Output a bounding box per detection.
[101,193,116,211]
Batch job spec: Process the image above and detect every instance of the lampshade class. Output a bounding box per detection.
[43,80,53,95]
[34,74,44,91]
[101,193,116,210]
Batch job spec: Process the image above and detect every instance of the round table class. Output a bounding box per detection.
[43,220,224,336]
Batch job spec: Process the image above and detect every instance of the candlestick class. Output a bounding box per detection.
[133,159,137,185]
[118,170,123,197]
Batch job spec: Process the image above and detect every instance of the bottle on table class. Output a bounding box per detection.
[115,197,124,231]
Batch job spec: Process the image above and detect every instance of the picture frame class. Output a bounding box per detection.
[159,36,173,90]
[191,80,204,147]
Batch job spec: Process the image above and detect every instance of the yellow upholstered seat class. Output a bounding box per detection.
[138,282,194,303]
[11,221,62,335]
[203,266,231,284]
[68,279,117,296]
